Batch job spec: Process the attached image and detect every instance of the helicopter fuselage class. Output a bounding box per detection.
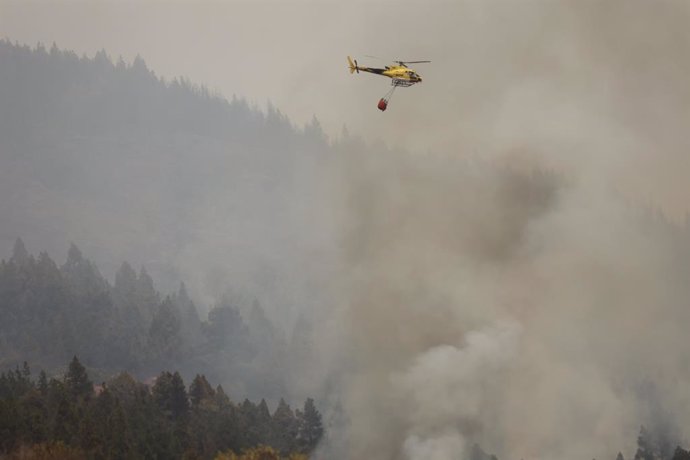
[347,57,423,85]
[362,65,423,85]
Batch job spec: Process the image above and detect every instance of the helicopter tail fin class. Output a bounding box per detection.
[347,56,358,74]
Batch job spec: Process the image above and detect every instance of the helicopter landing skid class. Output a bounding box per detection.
[392,79,416,87]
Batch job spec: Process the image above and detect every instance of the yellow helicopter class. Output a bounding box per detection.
[347,56,430,111]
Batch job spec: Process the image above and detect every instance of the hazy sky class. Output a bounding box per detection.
[2,0,689,217]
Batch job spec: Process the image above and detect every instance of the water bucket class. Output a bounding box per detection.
[377,98,388,111]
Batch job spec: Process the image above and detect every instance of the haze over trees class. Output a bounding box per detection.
[0,38,336,325]
[0,36,332,402]
[0,237,305,406]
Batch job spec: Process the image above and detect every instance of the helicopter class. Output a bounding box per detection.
[347,56,430,111]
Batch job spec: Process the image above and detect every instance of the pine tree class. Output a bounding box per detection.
[136,266,160,324]
[18,389,49,443]
[31,251,72,356]
[114,262,138,295]
[189,374,215,407]
[38,370,49,395]
[672,447,690,460]
[148,296,182,361]
[296,398,323,454]
[470,443,498,460]
[113,262,141,325]
[11,237,29,265]
[107,400,130,459]
[61,243,113,363]
[271,398,298,454]
[65,356,93,400]
[152,371,189,420]
[214,384,231,407]
[112,262,147,364]
[635,426,657,460]
[174,282,203,348]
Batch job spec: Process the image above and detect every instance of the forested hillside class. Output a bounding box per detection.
[0,39,337,326]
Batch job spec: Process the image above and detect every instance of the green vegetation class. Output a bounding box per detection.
[0,239,324,459]
[0,358,322,459]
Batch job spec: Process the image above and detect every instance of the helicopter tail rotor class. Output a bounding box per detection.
[347,56,359,74]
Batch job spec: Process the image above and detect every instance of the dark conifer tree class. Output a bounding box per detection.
[136,266,160,325]
[635,426,656,460]
[61,243,114,363]
[107,399,131,459]
[0,397,21,452]
[214,384,231,407]
[189,374,215,407]
[30,251,72,356]
[271,398,298,454]
[18,389,49,444]
[37,370,49,396]
[113,262,139,320]
[148,296,182,362]
[11,238,29,266]
[152,371,189,420]
[239,398,259,447]
[111,261,148,365]
[470,443,498,460]
[672,447,690,460]
[174,282,203,348]
[114,262,138,295]
[65,356,92,400]
[205,303,247,349]
[296,397,323,454]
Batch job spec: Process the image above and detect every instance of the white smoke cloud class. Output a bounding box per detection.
[403,432,467,460]
[315,134,690,460]
[397,323,521,460]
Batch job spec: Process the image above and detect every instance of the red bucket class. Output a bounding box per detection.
[377,98,388,111]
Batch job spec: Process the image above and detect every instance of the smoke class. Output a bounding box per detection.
[403,433,468,460]
[315,113,690,459]
[284,2,690,459]
[318,146,555,459]
[397,324,521,460]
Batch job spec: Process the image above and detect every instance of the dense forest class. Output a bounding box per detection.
[0,357,322,459]
[0,237,313,406]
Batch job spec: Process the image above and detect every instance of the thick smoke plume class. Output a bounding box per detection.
[314,134,690,460]
[304,2,690,459]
